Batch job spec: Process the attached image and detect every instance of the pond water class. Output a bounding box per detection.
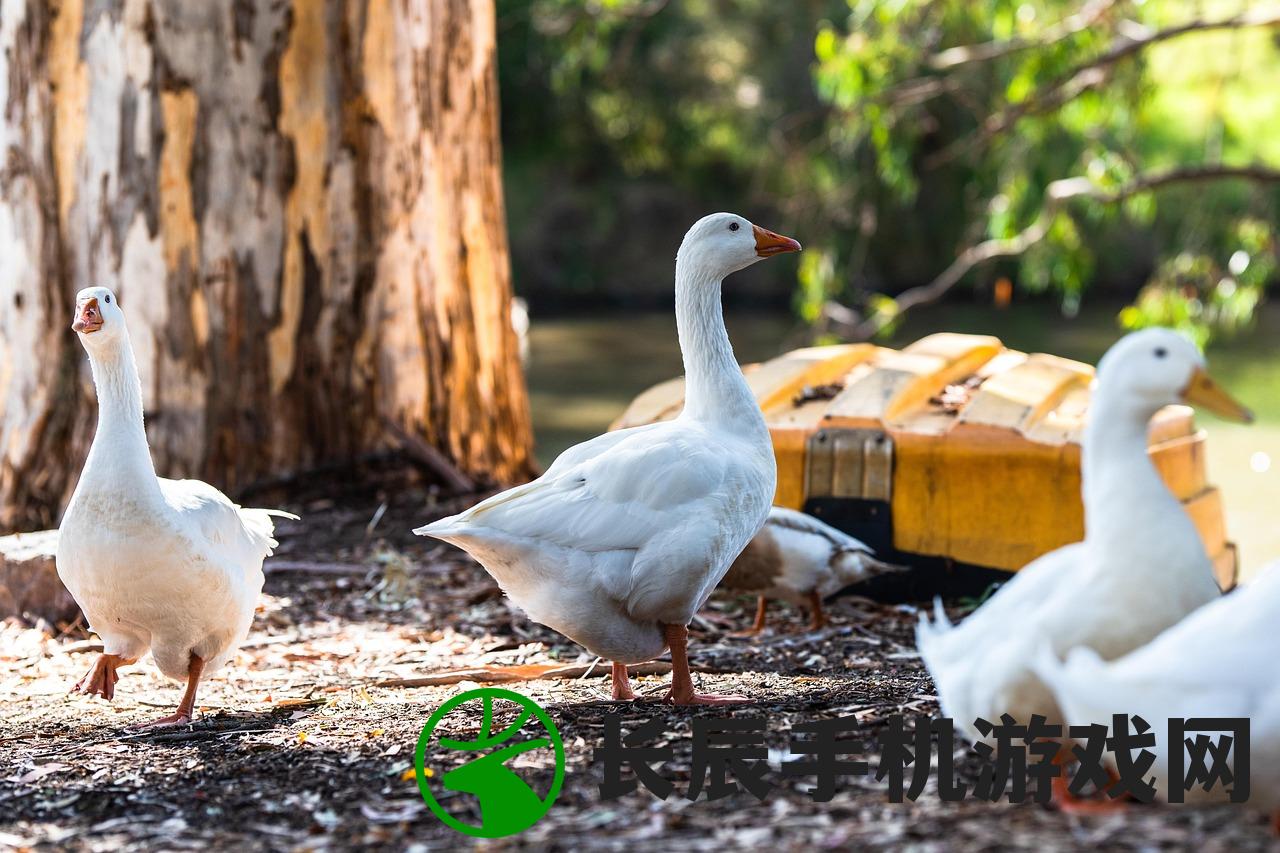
[526,300,1280,578]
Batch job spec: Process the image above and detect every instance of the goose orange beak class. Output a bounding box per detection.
[73,297,103,334]
[753,225,801,257]
[1181,367,1253,423]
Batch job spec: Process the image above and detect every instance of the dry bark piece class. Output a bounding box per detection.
[0,530,80,625]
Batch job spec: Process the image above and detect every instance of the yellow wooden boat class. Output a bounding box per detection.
[613,333,1237,596]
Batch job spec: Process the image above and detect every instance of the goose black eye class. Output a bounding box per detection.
[1154,347,1166,359]
[728,222,740,232]
[104,295,111,304]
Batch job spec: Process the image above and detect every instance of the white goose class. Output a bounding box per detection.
[58,286,295,728]
[416,213,800,703]
[1032,562,1280,821]
[719,506,901,633]
[916,329,1252,752]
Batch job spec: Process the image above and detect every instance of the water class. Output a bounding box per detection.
[526,300,1280,578]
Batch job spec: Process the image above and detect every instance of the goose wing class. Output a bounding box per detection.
[916,541,1085,735]
[448,424,734,555]
[159,478,287,570]
[765,505,873,554]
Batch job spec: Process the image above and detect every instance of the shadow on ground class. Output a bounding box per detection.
[1,490,1273,851]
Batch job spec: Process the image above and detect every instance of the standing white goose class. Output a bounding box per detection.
[58,286,295,728]
[916,329,1253,755]
[415,213,800,703]
[1032,562,1280,820]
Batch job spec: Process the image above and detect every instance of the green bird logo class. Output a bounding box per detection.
[415,688,565,838]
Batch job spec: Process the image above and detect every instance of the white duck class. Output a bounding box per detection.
[1032,562,1280,822]
[57,286,295,728]
[916,329,1252,753]
[718,506,902,633]
[415,213,800,703]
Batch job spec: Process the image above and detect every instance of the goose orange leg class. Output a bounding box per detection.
[71,653,135,701]
[807,591,828,631]
[730,597,769,637]
[611,661,635,701]
[1050,747,1127,814]
[132,654,205,729]
[661,623,748,705]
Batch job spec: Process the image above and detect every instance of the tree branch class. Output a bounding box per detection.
[838,164,1280,341]
[927,6,1280,168]
[927,0,1117,70]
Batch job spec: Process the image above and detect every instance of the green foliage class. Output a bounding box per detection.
[808,0,1277,337]
[496,0,1280,338]
[498,0,810,182]
[796,249,837,324]
[1120,219,1275,346]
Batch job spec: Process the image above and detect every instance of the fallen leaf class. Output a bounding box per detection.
[16,762,69,784]
[360,801,424,823]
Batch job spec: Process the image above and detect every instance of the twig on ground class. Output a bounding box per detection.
[373,661,678,689]
[58,640,103,655]
[239,633,302,650]
[264,560,371,575]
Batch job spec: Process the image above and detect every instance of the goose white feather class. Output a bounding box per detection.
[56,286,295,724]
[1032,562,1280,812]
[416,213,799,702]
[916,328,1251,744]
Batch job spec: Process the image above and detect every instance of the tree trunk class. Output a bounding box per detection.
[0,0,533,531]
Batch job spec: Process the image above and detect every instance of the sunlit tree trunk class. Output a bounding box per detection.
[0,0,533,531]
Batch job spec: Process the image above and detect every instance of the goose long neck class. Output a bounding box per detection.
[80,331,160,497]
[675,260,760,428]
[1081,386,1170,538]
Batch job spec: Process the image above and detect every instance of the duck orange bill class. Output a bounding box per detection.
[72,297,103,334]
[1181,367,1254,423]
[753,225,802,257]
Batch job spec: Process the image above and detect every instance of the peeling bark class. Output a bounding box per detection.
[0,529,79,624]
[0,0,89,531]
[0,0,533,530]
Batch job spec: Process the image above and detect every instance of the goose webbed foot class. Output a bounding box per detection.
[70,653,131,701]
[610,661,636,701]
[1051,784,1129,815]
[130,653,205,731]
[1050,749,1127,814]
[129,711,193,730]
[660,623,749,705]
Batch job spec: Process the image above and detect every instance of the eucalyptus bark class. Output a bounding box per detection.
[0,0,533,531]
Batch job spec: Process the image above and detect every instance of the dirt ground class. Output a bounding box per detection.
[1,483,1276,852]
